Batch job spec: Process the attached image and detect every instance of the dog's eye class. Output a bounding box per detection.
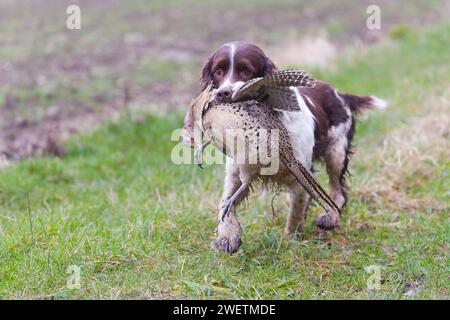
[214,69,224,77]
[239,69,251,79]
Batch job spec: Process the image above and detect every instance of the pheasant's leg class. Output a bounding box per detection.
[212,160,249,254]
[316,127,352,230]
[284,186,310,237]
[220,182,249,221]
[194,140,211,169]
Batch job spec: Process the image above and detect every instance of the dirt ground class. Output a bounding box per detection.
[0,0,448,159]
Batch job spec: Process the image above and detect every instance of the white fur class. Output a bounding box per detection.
[212,44,245,100]
[325,109,352,208]
[225,156,236,176]
[303,95,315,108]
[328,117,352,154]
[369,96,388,110]
[280,87,316,168]
[328,90,352,158]
[220,43,236,89]
[334,89,346,107]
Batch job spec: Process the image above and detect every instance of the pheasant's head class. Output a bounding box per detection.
[182,83,213,148]
[191,82,214,130]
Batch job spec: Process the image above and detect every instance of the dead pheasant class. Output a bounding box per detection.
[189,70,340,220]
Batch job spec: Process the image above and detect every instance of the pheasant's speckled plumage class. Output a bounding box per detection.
[191,70,339,218]
[202,101,340,216]
[231,69,315,111]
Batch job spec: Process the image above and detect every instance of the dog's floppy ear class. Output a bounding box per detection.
[200,55,214,91]
[262,55,279,75]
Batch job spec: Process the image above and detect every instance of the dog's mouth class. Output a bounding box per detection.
[212,81,246,103]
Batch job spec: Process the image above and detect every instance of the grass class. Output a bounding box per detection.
[0,20,449,299]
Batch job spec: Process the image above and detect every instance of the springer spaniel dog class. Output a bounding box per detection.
[183,41,387,253]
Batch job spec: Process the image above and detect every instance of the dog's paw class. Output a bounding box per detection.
[316,213,340,230]
[212,219,242,254]
[211,236,242,254]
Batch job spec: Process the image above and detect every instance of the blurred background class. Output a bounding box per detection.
[0,0,448,159]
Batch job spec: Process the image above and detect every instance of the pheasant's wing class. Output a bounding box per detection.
[232,70,315,109]
[231,77,264,102]
[259,86,302,111]
[261,69,316,88]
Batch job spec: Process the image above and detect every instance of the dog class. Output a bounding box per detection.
[183,41,387,253]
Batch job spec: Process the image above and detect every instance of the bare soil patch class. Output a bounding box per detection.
[1,0,448,159]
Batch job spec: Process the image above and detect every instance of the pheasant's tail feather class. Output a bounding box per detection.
[282,155,340,214]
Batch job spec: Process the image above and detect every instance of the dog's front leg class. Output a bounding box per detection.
[211,159,247,254]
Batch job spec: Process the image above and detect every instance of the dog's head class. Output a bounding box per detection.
[182,42,277,148]
[200,41,278,103]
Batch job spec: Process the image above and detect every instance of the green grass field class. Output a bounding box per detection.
[0,13,449,299]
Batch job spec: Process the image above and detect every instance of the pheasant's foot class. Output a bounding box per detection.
[219,182,249,221]
[194,140,211,169]
[220,199,235,221]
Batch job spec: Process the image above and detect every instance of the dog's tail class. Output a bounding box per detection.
[339,93,388,114]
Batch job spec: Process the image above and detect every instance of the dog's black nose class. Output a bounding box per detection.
[216,88,233,103]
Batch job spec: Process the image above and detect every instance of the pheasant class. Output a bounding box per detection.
[189,70,340,221]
